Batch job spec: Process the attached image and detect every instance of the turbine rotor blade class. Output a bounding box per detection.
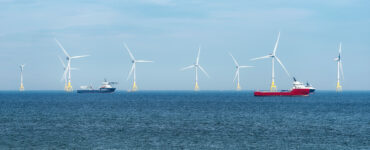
[273,32,280,55]
[339,43,344,80]
[275,56,290,78]
[229,52,239,66]
[250,55,272,61]
[180,65,195,71]
[58,56,65,68]
[136,60,153,63]
[127,64,135,80]
[124,43,135,61]
[340,61,344,80]
[55,39,70,57]
[198,65,209,78]
[196,47,201,64]
[61,67,68,82]
[239,66,255,68]
[71,55,89,59]
[233,69,239,82]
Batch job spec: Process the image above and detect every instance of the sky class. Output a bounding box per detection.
[1,0,370,91]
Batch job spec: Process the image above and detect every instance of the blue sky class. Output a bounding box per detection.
[1,0,370,90]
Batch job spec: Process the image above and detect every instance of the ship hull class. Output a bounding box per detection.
[77,88,116,93]
[254,89,310,96]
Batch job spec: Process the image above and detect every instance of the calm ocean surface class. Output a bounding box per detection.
[0,91,369,149]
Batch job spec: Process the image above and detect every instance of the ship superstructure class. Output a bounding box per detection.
[292,77,315,93]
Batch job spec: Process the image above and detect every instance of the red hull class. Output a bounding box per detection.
[254,89,310,96]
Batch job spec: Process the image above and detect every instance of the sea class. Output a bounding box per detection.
[0,91,369,149]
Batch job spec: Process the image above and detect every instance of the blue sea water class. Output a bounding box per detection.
[0,91,369,149]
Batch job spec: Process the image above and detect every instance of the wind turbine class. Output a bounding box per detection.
[124,43,153,91]
[55,39,89,92]
[181,47,209,91]
[19,64,25,91]
[229,53,254,90]
[58,56,78,91]
[250,32,290,92]
[334,42,344,92]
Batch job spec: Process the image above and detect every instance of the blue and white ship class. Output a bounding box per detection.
[77,80,117,93]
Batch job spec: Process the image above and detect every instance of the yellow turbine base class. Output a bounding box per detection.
[270,81,277,92]
[19,84,24,91]
[236,83,241,91]
[66,82,73,92]
[336,81,342,92]
[194,82,199,91]
[132,81,138,92]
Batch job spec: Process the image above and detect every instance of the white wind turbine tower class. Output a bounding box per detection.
[124,43,153,91]
[229,53,254,90]
[181,47,209,91]
[250,32,290,92]
[55,39,89,92]
[334,43,344,92]
[19,64,25,91]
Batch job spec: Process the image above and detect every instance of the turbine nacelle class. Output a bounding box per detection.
[19,64,25,70]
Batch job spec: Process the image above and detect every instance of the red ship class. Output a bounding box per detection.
[254,78,311,96]
[254,88,310,96]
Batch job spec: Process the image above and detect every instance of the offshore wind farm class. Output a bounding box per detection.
[2,0,370,149]
[13,32,343,96]
[15,33,344,94]
[11,35,354,92]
